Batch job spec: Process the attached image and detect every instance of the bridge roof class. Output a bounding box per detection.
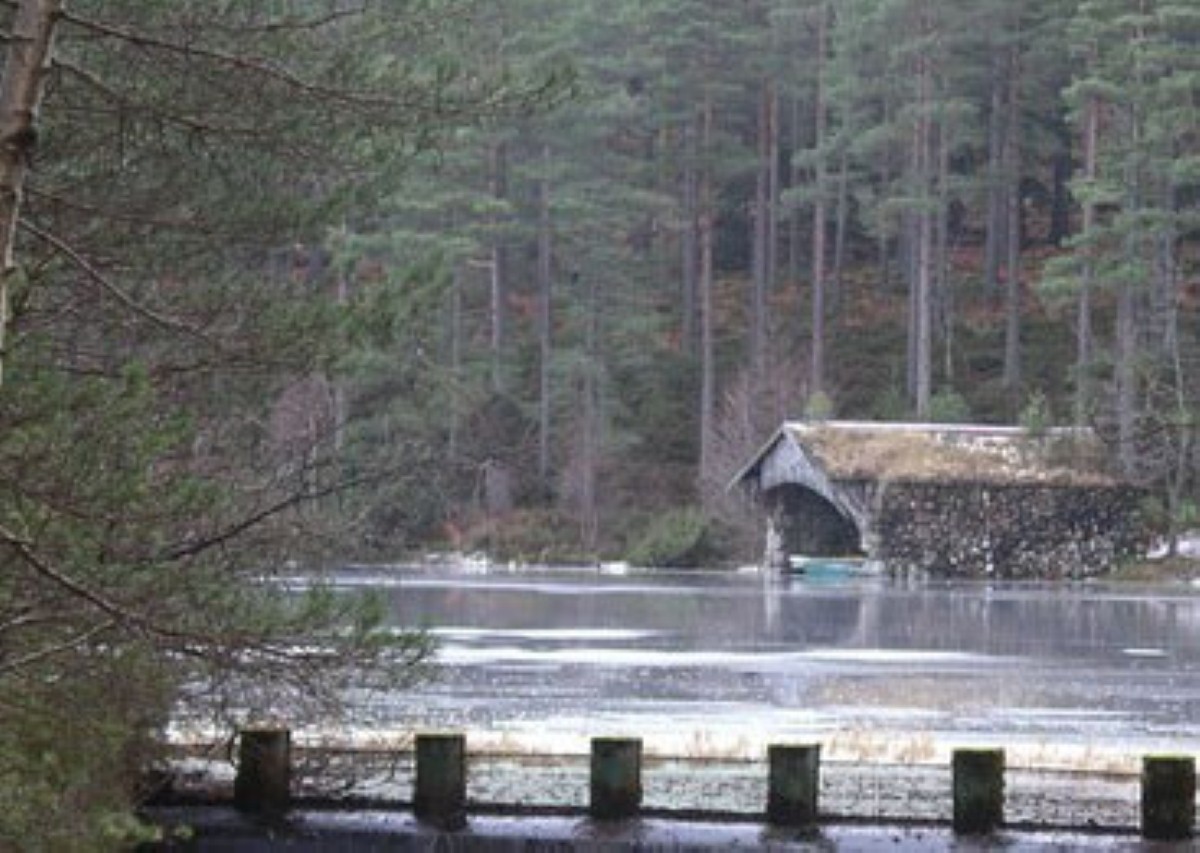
[733,420,1118,492]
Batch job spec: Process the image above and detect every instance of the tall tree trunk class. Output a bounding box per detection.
[1048,144,1073,247]
[1116,278,1137,477]
[1002,39,1023,392]
[878,97,895,293]
[983,46,1006,297]
[681,121,699,355]
[912,26,934,419]
[332,266,349,462]
[810,0,829,398]
[698,96,716,484]
[1164,240,1187,556]
[787,94,803,284]
[766,83,780,300]
[488,141,508,394]
[750,80,771,387]
[580,270,599,551]
[915,212,934,419]
[831,145,850,309]
[0,0,62,388]
[1075,93,1098,426]
[1150,183,1178,355]
[936,120,953,384]
[1115,5,1148,476]
[448,267,463,460]
[537,146,553,485]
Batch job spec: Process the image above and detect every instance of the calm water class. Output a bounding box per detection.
[300,566,1200,770]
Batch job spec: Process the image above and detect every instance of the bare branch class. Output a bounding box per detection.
[56,6,549,126]
[52,55,272,139]
[161,464,398,563]
[26,184,215,234]
[196,6,368,36]
[18,218,226,351]
[0,524,332,666]
[0,522,195,644]
[0,619,116,676]
[60,8,403,113]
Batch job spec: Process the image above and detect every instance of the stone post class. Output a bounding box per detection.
[234,727,291,815]
[952,748,1004,835]
[766,744,821,827]
[1141,755,1195,841]
[590,737,642,820]
[414,733,468,830]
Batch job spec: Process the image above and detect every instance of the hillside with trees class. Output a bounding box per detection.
[326,0,1199,563]
[0,0,1196,845]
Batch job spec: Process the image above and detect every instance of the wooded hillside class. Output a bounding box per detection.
[331,0,1199,561]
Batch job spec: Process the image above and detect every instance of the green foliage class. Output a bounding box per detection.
[455,508,589,564]
[1175,500,1200,533]
[1139,495,1172,540]
[1139,494,1200,543]
[927,389,973,424]
[868,386,910,422]
[3,0,1199,839]
[0,1,568,846]
[626,507,716,569]
[1020,390,1053,437]
[804,391,835,422]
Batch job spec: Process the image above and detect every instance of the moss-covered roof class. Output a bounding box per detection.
[779,421,1117,487]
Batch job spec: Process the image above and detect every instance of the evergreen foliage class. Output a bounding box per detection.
[0,1,562,845]
[1,0,1198,842]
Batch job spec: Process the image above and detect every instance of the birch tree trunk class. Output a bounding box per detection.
[0,0,63,388]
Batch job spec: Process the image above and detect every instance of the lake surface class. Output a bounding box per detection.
[304,565,1200,772]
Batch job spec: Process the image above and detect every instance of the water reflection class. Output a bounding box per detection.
[313,566,1200,768]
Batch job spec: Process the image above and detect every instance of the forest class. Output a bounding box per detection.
[0,0,1196,846]
[323,0,1200,564]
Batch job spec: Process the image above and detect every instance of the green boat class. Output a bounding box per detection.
[787,555,879,579]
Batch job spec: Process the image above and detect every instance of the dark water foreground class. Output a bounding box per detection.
[143,805,1181,852]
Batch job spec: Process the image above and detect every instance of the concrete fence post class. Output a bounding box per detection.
[590,737,642,820]
[234,727,291,815]
[952,748,1004,835]
[414,733,468,830]
[1141,755,1195,841]
[766,744,821,827]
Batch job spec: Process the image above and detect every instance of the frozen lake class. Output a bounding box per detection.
[297,565,1200,773]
